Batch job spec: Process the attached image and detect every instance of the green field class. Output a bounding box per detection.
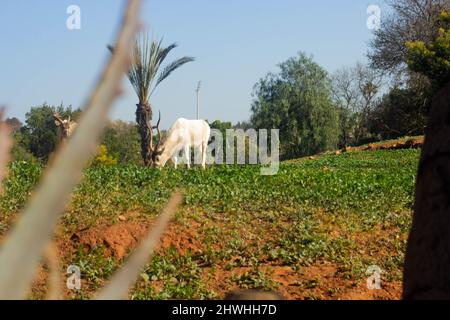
[0,148,419,299]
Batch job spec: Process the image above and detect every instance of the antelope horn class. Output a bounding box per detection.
[146,106,153,151]
[153,110,162,152]
[53,113,64,124]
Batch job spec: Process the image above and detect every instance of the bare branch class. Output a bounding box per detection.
[96,190,183,300]
[44,242,62,300]
[0,0,141,299]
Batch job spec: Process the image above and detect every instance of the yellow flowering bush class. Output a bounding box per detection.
[92,144,118,166]
[405,11,450,87]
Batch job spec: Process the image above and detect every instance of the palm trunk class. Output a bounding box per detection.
[403,80,450,299]
[136,102,153,166]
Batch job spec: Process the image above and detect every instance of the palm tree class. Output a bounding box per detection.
[109,33,194,166]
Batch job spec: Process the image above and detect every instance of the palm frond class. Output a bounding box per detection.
[152,56,195,95]
[127,34,154,103]
[112,32,194,102]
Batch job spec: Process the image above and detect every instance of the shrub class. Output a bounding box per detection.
[92,145,118,166]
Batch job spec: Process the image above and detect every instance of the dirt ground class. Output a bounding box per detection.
[343,136,423,153]
[31,212,403,300]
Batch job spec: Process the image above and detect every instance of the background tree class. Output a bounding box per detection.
[369,0,449,77]
[209,120,233,137]
[5,118,22,135]
[101,120,142,165]
[110,33,194,166]
[331,66,358,147]
[365,0,448,147]
[209,120,233,162]
[251,52,338,159]
[20,104,80,161]
[368,87,429,140]
[367,8,449,142]
[331,63,383,147]
[208,120,255,163]
[367,0,446,120]
[353,63,383,144]
[405,10,450,87]
[4,117,35,162]
[234,121,252,131]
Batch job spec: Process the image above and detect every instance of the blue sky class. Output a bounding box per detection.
[0,0,384,129]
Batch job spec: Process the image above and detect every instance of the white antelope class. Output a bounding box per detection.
[152,117,210,169]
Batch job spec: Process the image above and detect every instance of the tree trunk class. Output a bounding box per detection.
[135,103,152,166]
[403,80,450,299]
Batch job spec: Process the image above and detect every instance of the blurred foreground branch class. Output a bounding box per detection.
[0,108,12,194]
[0,0,141,299]
[96,191,183,300]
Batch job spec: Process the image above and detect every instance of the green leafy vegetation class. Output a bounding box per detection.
[0,148,419,299]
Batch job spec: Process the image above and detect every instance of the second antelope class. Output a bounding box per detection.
[151,114,210,169]
[54,113,77,143]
